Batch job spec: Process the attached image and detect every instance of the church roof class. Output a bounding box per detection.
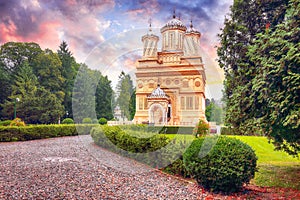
[161,15,187,32]
[186,21,201,35]
[148,85,169,98]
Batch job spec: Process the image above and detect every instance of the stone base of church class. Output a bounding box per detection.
[133,112,207,126]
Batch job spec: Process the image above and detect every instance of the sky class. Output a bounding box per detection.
[0,0,233,99]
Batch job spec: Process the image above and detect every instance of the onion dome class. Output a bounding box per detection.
[161,14,187,33]
[186,20,201,35]
[142,18,159,41]
[148,85,169,98]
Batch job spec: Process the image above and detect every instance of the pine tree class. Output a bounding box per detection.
[116,71,134,120]
[57,41,79,119]
[72,64,98,123]
[95,74,114,120]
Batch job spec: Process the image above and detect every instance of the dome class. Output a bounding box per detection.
[186,21,201,35]
[186,27,200,34]
[161,17,187,32]
[148,85,169,98]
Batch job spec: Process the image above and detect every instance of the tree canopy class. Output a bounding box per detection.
[0,41,114,124]
[218,0,299,155]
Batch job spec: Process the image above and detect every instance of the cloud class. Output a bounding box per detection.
[0,0,231,99]
[0,0,115,61]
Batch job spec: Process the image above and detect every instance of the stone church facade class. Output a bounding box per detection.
[134,14,206,126]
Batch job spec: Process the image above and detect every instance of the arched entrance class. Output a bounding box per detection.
[149,103,166,125]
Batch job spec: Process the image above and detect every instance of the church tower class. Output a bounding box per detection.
[134,13,206,126]
[142,21,159,58]
[184,20,201,56]
[161,12,186,52]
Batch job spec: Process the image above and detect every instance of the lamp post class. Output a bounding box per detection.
[14,98,20,119]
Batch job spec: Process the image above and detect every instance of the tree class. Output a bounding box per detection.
[32,49,65,100]
[1,62,64,123]
[0,42,42,73]
[0,62,11,119]
[129,88,136,120]
[217,0,289,134]
[95,74,114,120]
[247,0,300,155]
[116,71,134,120]
[72,64,98,123]
[205,99,223,125]
[0,42,43,119]
[57,41,79,119]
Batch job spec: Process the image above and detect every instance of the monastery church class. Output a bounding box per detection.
[133,13,207,126]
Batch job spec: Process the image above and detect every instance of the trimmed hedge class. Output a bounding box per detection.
[183,136,257,193]
[91,125,170,153]
[91,125,192,168]
[0,120,12,126]
[0,124,97,142]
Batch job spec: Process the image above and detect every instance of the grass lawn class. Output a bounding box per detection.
[230,136,300,190]
[164,134,300,190]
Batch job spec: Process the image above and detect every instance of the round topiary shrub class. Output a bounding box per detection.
[82,117,92,124]
[62,118,74,124]
[98,117,107,125]
[183,136,257,193]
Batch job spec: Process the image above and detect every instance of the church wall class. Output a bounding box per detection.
[133,15,207,125]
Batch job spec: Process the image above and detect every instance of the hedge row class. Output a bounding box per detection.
[120,124,194,134]
[90,125,191,168]
[91,125,258,193]
[0,124,97,142]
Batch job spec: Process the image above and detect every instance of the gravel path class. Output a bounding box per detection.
[0,135,203,199]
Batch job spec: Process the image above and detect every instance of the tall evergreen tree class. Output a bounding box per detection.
[95,75,114,120]
[72,64,98,123]
[116,71,134,120]
[57,41,79,119]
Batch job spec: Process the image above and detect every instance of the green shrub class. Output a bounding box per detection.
[162,157,190,178]
[98,118,108,125]
[0,120,12,126]
[91,125,172,167]
[183,136,257,193]
[0,124,96,142]
[82,118,92,124]
[193,119,209,137]
[61,118,74,124]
